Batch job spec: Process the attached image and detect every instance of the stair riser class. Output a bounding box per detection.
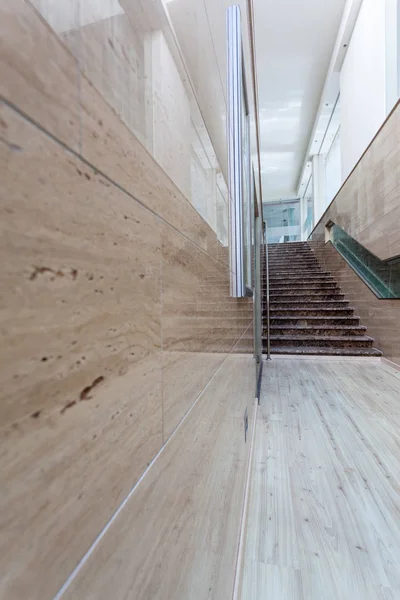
[269,262,319,268]
[269,302,348,309]
[270,297,345,305]
[268,274,331,279]
[270,318,361,326]
[269,289,340,296]
[268,328,366,337]
[269,283,337,290]
[268,254,317,259]
[265,348,382,356]
[269,277,337,287]
[268,269,324,275]
[270,309,354,317]
[262,242,378,356]
[268,283,334,288]
[269,339,373,349]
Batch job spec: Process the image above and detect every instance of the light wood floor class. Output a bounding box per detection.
[241,358,400,600]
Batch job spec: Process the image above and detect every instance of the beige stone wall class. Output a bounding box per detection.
[310,101,400,365]
[314,101,400,261]
[0,1,255,598]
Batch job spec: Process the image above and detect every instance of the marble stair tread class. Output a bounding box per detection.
[263,241,382,356]
[269,290,342,297]
[269,256,318,260]
[269,257,318,261]
[269,270,331,275]
[268,263,322,267]
[269,333,373,341]
[270,316,361,325]
[269,335,374,348]
[267,282,330,287]
[268,279,335,285]
[269,283,338,289]
[269,283,337,289]
[270,296,345,303]
[266,257,318,261]
[265,346,383,356]
[268,258,316,262]
[264,286,336,291]
[268,269,325,275]
[269,309,355,317]
[270,301,349,307]
[269,325,367,335]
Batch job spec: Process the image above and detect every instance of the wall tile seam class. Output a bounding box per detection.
[0,96,229,271]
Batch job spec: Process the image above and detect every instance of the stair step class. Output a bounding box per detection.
[269,300,348,307]
[269,255,317,259]
[268,278,334,285]
[269,334,374,348]
[269,289,341,296]
[269,269,324,275]
[269,326,367,336]
[261,242,382,356]
[268,273,332,280]
[269,282,336,289]
[268,244,311,247]
[269,262,319,268]
[268,256,317,260]
[265,346,383,357]
[270,316,361,326]
[270,307,355,317]
[270,297,346,305]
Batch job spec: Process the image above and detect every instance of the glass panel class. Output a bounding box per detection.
[32,0,229,248]
[263,199,301,243]
[329,223,400,298]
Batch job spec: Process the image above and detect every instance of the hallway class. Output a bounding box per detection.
[242,358,400,599]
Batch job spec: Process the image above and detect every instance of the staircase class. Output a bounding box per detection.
[263,242,382,356]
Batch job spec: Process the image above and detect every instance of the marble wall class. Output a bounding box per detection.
[314,101,400,261]
[27,0,231,245]
[0,1,255,598]
[310,101,400,366]
[310,240,400,366]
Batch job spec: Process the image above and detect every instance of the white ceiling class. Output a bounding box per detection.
[253,0,347,201]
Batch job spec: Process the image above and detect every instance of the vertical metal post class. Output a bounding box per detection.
[227,5,244,297]
[265,234,271,360]
[254,215,262,363]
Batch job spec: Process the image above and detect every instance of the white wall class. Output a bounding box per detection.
[312,154,327,226]
[151,31,192,199]
[165,0,262,207]
[340,0,387,179]
[325,128,342,205]
[385,0,399,112]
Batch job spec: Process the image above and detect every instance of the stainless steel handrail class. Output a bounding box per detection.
[263,229,271,360]
[265,236,271,360]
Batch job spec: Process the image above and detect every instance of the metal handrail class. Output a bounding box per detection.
[264,237,271,360]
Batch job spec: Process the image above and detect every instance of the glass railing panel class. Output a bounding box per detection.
[329,223,400,298]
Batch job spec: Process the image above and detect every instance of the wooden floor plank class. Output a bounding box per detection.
[242,358,400,600]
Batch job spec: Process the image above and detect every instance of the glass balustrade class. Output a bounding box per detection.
[329,223,400,299]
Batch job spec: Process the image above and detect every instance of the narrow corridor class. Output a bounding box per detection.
[242,357,400,599]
